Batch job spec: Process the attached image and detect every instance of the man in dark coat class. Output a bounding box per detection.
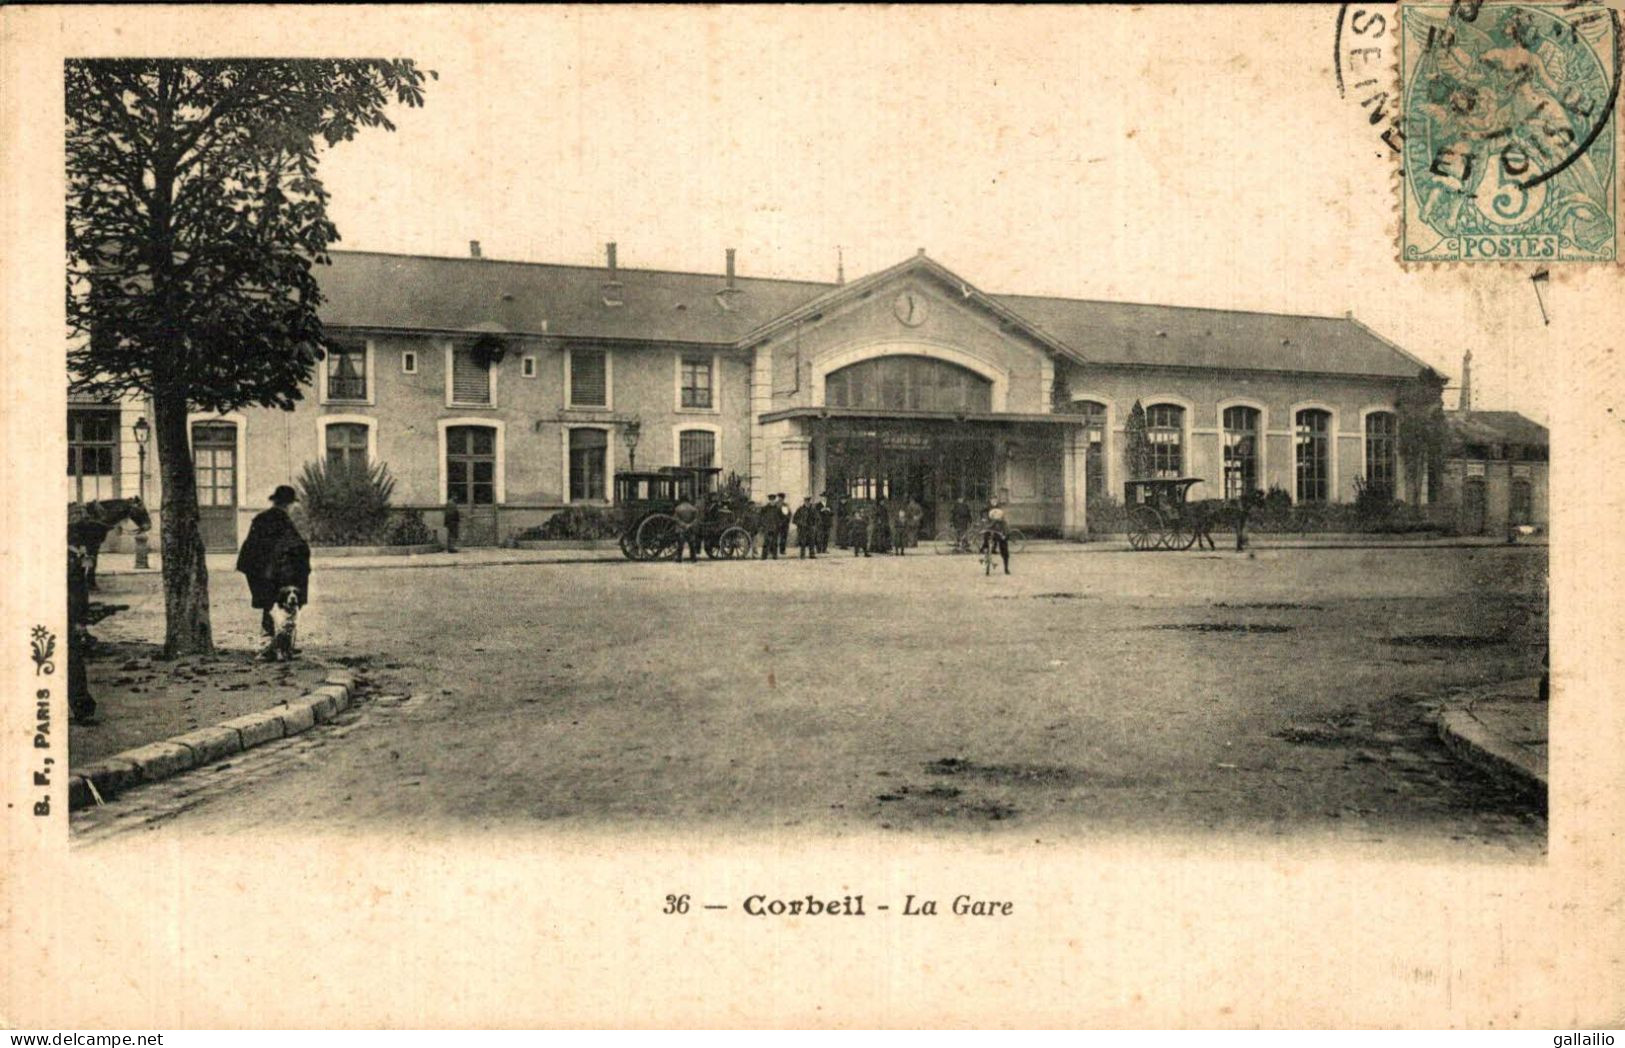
[816,495,834,554]
[775,493,792,555]
[793,495,820,559]
[758,495,780,560]
[236,485,312,644]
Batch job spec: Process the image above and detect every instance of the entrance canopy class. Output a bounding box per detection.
[759,406,1084,427]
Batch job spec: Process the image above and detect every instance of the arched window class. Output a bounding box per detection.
[1222,406,1260,500]
[825,355,992,413]
[1075,401,1107,499]
[1146,403,1184,477]
[1296,409,1331,502]
[1364,411,1398,498]
[325,422,370,470]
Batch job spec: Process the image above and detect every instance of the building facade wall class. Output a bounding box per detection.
[1056,362,1418,505]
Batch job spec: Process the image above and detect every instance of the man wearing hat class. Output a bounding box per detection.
[236,485,312,653]
[758,495,781,560]
[775,493,792,556]
[793,494,820,559]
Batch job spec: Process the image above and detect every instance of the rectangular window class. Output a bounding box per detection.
[1365,412,1398,497]
[522,355,537,378]
[446,425,496,505]
[68,408,120,502]
[1075,401,1107,499]
[570,350,608,407]
[326,344,368,401]
[569,428,608,501]
[680,356,713,409]
[678,429,716,468]
[325,422,370,470]
[452,346,492,405]
[402,351,418,374]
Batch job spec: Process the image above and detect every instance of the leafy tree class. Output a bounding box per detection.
[1397,371,1448,507]
[66,60,431,655]
[1124,399,1153,480]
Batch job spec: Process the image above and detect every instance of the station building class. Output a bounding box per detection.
[71,244,1452,549]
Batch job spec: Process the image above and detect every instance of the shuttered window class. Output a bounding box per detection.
[569,350,609,407]
[452,347,491,404]
[678,429,716,468]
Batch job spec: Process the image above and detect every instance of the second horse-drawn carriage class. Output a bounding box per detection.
[1123,477,1204,551]
[614,466,756,560]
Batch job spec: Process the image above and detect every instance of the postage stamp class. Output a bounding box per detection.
[1400,1,1620,263]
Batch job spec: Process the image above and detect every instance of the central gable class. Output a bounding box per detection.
[743,254,1076,415]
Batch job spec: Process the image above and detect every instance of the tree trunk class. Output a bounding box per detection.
[152,390,214,656]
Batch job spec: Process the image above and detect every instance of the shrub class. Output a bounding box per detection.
[516,505,622,541]
[1086,494,1129,535]
[296,458,396,546]
[384,508,434,546]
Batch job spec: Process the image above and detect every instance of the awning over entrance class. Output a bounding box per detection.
[758,406,1085,427]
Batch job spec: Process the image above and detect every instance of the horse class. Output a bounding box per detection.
[1187,490,1266,551]
[67,496,151,591]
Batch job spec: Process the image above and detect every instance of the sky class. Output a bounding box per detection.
[230,8,1613,421]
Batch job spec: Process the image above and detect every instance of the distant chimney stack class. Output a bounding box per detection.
[1460,349,1473,411]
[602,241,623,307]
[837,246,846,285]
[725,248,736,288]
[469,240,482,258]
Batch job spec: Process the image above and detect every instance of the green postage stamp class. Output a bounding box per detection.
[1401,2,1619,263]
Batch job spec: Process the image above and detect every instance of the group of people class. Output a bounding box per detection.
[754,493,835,560]
[845,496,925,557]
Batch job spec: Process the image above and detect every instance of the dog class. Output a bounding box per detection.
[259,585,302,662]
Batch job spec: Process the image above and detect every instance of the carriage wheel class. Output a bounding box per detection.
[1126,507,1162,550]
[714,525,753,559]
[636,513,682,559]
[1162,516,1197,551]
[619,531,641,561]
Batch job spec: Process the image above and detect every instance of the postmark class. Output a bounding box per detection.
[1400,1,1620,263]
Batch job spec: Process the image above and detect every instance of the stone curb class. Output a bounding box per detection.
[68,669,359,811]
[1437,704,1547,810]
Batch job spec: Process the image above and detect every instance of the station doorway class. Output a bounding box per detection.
[822,427,996,539]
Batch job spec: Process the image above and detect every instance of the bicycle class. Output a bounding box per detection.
[978,527,1009,575]
[937,524,1027,555]
[935,525,977,554]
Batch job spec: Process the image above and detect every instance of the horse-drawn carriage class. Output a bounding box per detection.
[1123,477,1204,551]
[614,466,755,560]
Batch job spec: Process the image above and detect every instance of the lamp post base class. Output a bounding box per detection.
[133,532,151,570]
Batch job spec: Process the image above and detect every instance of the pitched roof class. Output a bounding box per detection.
[315,250,1434,378]
[993,295,1434,379]
[1446,410,1549,448]
[316,250,831,345]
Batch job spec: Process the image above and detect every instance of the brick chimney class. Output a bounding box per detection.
[1460,349,1473,411]
[602,241,623,307]
[469,240,482,259]
[725,247,736,288]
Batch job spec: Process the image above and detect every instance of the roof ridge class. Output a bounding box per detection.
[993,290,1350,323]
[324,248,838,290]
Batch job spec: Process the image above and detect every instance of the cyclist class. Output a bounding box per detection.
[980,498,1011,575]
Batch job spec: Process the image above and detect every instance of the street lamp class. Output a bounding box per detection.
[132,416,151,569]
[623,418,641,471]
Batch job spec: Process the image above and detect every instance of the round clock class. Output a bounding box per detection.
[893,290,926,327]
